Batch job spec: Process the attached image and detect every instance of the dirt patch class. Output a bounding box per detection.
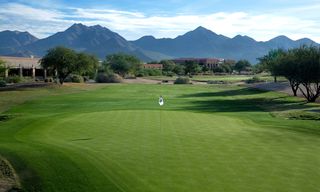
[122,78,162,84]
[248,82,319,102]
[0,157,21,192]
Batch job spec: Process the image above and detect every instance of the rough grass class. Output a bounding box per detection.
[0,84,320,192]
[0,156,21,192]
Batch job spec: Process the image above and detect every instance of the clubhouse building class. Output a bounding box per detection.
[0,56,50,79]
[172,58,235,69]
[143,64,163,69]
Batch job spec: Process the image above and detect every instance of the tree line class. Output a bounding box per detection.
[156,59,251,76]
[38,46,255,85]
[258,45,320,102]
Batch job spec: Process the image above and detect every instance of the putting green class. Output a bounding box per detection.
[0,84,320,191]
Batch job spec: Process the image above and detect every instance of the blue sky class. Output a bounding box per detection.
[0,0,319,42]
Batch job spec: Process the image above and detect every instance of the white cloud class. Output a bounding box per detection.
[0,3,64,21]
[0,3,319,42]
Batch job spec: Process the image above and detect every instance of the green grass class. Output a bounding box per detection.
[0,84,320,192]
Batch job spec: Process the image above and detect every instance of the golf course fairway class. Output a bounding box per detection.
[0,84,320,191]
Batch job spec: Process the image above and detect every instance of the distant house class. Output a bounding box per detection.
[143,64,163,70]
[172,58,235,69]
[0,56,49,79]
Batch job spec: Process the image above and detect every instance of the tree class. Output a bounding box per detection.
[201,65,210,73]
[173,64,185,75]
[277,50,300,96]
[40,46,99,84]
[0,59,6,78]
[212,66,224,73]
[104,53,141,77]
[252,63,264,74]
[220,63,233,74]
[160,60,175,74]
[293,45,320,102]
[268,45,320,102]
[234,60,251,74]
[184,61,201,75]
[258,49,285,82]
[77,53,99,78]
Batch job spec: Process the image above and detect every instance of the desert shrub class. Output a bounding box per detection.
[83,76,90,82]
[135,68,162,77]
[135,69,147,77]
[0,80,6,87]
[64,74,84,83]
[72,75,84,83]
[21,76,34,82]
[95,73,122,83]
[174,77,190,84]
[164,71,175,77]
[44,77,54,83]
[125,76,136,79]
[207,80,226,84]
[5,76,22,83]
[245,76,263,84]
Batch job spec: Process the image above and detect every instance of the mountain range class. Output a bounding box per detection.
[0,23,318,63]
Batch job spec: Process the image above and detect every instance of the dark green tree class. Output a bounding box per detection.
[277,50,300,96]
[104,53,141,77]
[40,46,99,84]
[77,53,99,77]
[173,64,185,75]
[252,63,265,74]
[212,66,224,73]
[269,45,320,102]
[234,60,251,74]
[201,65,210,73]
[293,45,320,102]
[0,59,6,78]
[184,61,201,75]
[160,60,175,74]
[258,49,285,82]
[220,63,233,74]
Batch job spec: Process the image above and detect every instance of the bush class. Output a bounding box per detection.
[5,76,22,83]
[125,76,136,79]
[245,76,263,84]
[72,75,84,83]
[44,77,54,83]
[164,71,175,77]
[64,74,84,83]
[174,77,190,84]
[83,76,90,82]
[207,80,226,84]
[135,68,162,77]
[0,80,6,87]
[95,73,122,83]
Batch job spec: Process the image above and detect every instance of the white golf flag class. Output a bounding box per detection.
[159,96,164,106]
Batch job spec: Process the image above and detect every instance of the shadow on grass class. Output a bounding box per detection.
[178,87,309,113]
[178,87,266,98]
[0,83,53,92]
[180,97,308,113]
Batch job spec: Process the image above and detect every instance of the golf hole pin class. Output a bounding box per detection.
[159,96,164,106]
